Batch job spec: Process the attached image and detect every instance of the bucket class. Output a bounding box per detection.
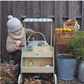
[56,53,77,80]
[78,61,84,82]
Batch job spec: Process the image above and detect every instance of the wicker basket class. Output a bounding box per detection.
[27,32,49,46]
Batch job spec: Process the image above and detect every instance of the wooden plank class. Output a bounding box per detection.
[26,1,34,29]
[62,1,68,16]
[0,1,1,58]
[47,15,82,19]
[29,1,34,30]
[26,1,30,28]
[34,1,41,18]
[48,1,55,17]
[33,1,41,40]
[23,46,53,52]
[21,1,26,15]
[41,1,46,41]
[55,1,59,28]
[1,1,9,60]
[55,1,63,28]
[58,32,74,38]
[68,1,72,19]
[23,52,53,58]
[22,67,53,73]
[60,45,71,53]
[12,1,21,20]
[81,1,84,30]
[63,15,81,19]
[77,1,82,16]
[58,1,63,28]
[41,1,51,44]
[7,1,12,15]
[68,1,77,19]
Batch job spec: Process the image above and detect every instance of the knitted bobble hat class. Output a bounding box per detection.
[7,15,23,32]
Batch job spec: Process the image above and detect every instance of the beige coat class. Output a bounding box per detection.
[6,27,35,53]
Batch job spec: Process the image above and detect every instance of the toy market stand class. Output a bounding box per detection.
[18,18,57,84]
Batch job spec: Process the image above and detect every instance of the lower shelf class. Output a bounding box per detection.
[21,66,54,73]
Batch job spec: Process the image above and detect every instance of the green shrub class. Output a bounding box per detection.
[67,30,84,60]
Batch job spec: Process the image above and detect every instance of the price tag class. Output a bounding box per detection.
[34,52,40,57]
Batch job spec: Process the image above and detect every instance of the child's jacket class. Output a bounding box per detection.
[6,27,35,53]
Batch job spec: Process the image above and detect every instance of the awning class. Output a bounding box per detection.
[23,18,53,22]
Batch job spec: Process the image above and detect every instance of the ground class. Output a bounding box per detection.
[56,68,84,84]
[57,77,84,84]
[1,59,84,84]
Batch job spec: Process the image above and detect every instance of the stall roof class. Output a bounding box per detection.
[23,18,53,22]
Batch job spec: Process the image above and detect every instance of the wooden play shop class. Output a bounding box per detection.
[18,18,57,84]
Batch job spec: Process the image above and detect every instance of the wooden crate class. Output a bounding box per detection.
[55,31,74,54]
[21,46,54,73]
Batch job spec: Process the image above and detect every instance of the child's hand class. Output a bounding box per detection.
[16,40,21,47]
[32,32,36,35]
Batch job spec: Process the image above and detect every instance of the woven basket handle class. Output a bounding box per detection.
[27,32,46,42]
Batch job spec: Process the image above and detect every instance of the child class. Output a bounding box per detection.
[6,15,36,65]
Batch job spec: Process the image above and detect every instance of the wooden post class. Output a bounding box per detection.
[51,22,52,46]
[23,22,26,51]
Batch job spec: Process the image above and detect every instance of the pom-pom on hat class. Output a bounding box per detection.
[7,15,23,32]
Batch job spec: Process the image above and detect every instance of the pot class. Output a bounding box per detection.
[56,53,77,80]
[78,60,84,82]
